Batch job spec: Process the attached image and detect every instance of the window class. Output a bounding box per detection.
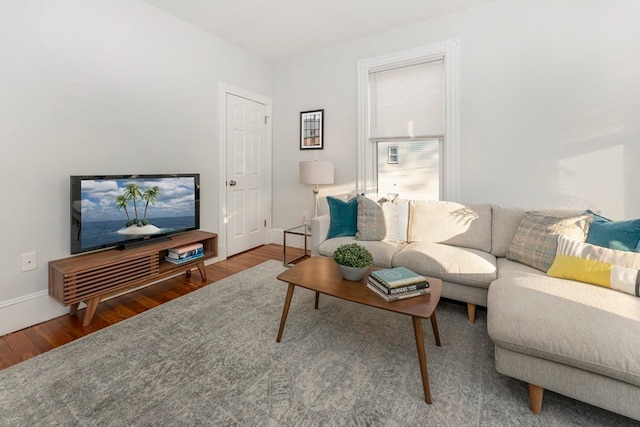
[357,40,459,201]
[387,146,398,164]
[370,59,443,200]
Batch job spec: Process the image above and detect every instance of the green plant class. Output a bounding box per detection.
[332,243,373,268]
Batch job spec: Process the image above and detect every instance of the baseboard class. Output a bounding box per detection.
[0,291,68,337]
[267,228,282,245]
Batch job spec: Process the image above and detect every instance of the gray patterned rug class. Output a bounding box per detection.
[0,260,637,426]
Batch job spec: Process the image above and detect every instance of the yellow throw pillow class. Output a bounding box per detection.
[547,235,640,297]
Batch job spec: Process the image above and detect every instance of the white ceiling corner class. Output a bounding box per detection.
[141,0,497,63]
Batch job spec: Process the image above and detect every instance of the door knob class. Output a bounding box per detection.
[228,180,237,186]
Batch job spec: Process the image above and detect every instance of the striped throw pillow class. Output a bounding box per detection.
[506,212,592,272]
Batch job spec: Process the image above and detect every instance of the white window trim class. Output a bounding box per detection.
[356,39,459,201]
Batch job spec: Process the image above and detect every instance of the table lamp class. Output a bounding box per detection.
[299,160,334,220]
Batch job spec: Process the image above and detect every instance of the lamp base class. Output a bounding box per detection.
[312,188,320,220]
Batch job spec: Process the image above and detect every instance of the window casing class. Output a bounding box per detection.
[357,40,459,201]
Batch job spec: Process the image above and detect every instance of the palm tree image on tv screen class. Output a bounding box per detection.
[115,182,163,235]
[73,175,198,253]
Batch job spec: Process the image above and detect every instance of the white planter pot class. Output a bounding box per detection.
[337,264,368,281]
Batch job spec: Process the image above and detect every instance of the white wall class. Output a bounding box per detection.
[0,0,272,335]
[271,0,640,234]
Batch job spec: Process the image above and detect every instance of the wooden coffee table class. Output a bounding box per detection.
[276,256,442,404]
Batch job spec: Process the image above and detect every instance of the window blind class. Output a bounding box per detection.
[369,59,444,140]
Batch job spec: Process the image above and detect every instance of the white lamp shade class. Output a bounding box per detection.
[299,161,334,185]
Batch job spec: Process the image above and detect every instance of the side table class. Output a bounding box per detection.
[283,224,310,266]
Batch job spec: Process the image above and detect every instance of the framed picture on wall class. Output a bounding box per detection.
[300,109,324,150]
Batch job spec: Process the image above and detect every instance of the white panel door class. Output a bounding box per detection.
[226,94,266,256]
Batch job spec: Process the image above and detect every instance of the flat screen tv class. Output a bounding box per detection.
[70,174,200,254]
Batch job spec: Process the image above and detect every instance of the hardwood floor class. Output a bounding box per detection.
[0,244,306,372]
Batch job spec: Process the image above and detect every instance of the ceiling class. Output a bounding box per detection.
[142,0,496,63]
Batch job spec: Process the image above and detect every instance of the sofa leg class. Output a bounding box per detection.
[528,383,544,414]
[466,303,476,323]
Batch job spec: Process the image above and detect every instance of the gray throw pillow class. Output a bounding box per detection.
[506,212,592,272]
[356,196,386,241]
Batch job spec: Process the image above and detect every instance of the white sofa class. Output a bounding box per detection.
[310,198,640,421]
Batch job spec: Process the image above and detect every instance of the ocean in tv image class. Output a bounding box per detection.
[77,176,197,250]
[80,216,196,249]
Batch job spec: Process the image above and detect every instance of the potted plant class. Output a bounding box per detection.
[333,243,374,281]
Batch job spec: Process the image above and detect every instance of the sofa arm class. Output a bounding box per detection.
[311,215,330,256]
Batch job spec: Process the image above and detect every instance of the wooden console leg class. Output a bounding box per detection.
[82,297,101,327]
[467,303,476,324]
[69,303,80,316]
[196,261,207,282]
[528,383,544,414]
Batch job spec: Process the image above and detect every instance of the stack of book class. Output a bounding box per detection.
[367,266,430,302]
[165,243,204,264]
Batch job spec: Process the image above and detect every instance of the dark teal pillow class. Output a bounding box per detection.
[327,196,357,238]
[584,210,640,252]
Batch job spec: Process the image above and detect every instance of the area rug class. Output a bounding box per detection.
[0,260,637,426]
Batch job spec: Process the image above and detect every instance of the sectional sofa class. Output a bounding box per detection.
[310,196,640,421]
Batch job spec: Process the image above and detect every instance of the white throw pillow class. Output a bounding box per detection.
[382,199,409,242]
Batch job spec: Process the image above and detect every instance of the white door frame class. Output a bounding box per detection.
[218,82,272,261]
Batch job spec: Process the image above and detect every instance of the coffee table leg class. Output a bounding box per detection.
[430,311,441,346]
[276,283,296,342]
[412,316,432,404]
[314,291,319,309]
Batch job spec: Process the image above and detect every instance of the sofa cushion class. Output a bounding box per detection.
[327,196,357,238]
[318,236,404,268]
[355,196,386,241]
[392,242,497,288]
[547,235,640,296]
[496,257,545,279]
[487,274,640,387]
[381,198,409,242]
[506,212,591,272]
[407,201,492,252]
[491,206,584,257]
[584,210,640,252]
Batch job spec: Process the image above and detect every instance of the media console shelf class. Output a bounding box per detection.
[49,230,218,326]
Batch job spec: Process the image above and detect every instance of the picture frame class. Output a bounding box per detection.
[300,109,324,150]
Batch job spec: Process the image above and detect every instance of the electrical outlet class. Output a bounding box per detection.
[21,252,37,272]
[302,210,309,224]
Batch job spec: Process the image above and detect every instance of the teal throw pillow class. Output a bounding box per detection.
[327,196,357,238]
[584,210,640,252]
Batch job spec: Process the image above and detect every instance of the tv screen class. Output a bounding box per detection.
[70,174,200,254]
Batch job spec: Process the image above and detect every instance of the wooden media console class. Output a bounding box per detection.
[49,230,218,326]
